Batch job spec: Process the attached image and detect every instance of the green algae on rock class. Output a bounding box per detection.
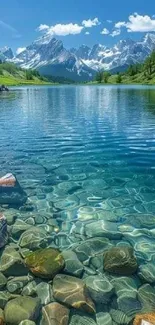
[53,274,96,314]
[0,247,28,276]
[25,248,65,278]
[103,247,138,275]
[4,296,41,325]
[41,302,70,325]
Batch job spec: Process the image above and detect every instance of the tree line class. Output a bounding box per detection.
[95,50,155,83]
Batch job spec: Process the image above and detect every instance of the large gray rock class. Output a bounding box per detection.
[74,237,112,262]
[4,296,41,325]
[85,221,122,239]
[53,274,95,314]
[62,250,84,277]
[11,220,31,239]
[0,247,28,276]
[85,275,114,304]
[41,302,70,325]
[18,228,49,250]
[36,282,54,305]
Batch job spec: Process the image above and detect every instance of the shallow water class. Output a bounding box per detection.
[1,85,155,323]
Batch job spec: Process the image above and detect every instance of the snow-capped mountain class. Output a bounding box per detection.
[0,47,13,60]
[12,36,95,81]
[8,32,155,81]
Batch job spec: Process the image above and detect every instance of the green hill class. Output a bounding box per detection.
[0,62,52,86]
[94,51,155,85]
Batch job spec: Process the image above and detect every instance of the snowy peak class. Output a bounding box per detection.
[0,47,13,60]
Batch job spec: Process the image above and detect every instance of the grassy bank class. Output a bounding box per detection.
[0,62,53,86]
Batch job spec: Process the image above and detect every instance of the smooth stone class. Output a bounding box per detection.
[117,297,142,318]
[25,218,35,226]
[22,281,37,296]
[85,221,122,239]
[53,274,95,314]
[0,213,8,248]
[62,250,84,277]
[138,263,155,283]
[90,254,104,272]
[110,309,132,325]
[11,220,31,238]
[103,247,137,275]
[85,275,114,304]
[74,237,112,262]
[18,228,49,250]
[69,311,97,325]
[7,276,31,294]
[0,308,4,325]
[19,321,36,325]
[110,276,138,300]
[4,296,41,325]
[4,211,17,225]
[35,283,54,305]
[25,248,65,279]
[0,247,28,276]
[41,302,70,325]
[96,312,112,325]
[0,291,20,309]
[0,272,7,289]
[138,284,155,313]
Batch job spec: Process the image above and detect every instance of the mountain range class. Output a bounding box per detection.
[1,33,155,81]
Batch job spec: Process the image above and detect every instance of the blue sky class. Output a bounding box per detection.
[1,0,155,53]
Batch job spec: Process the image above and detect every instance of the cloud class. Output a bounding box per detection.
[110,29,121,37]
[115,13,155,33]
[85,31,90,35]
[37,23,83,36]
[0,20,20,38]
[101,28,109,35]
[107,20,112,23]
[16,47,26,55]
[37,24,49,31]
[82,18,100,28]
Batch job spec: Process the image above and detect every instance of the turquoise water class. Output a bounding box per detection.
[1,85,155,323]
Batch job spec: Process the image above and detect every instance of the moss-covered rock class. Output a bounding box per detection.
[25,248,65,279]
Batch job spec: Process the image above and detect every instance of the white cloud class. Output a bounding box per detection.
[16,47,26,55]
[115,13,155,33]
[101,28,109,35]
[37,23,83,36]
[82,18,100,28]
[85,31,90,35]
[37,24,49,31]
[110,29,121,37]
[107,20,112,23]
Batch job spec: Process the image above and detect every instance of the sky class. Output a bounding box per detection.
[1,0,155,54]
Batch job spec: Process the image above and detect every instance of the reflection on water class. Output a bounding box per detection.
[1,85,155,324]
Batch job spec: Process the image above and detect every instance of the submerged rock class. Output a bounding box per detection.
[35,282,54,305]
[85,220,122,239]
[85,275,114,304]
[18,228,49,250]
[138,284,155,313]
[103,247,137,275]
[69,311,97,325]
[0,272,7,289]
[11,220,31,239]
[0,214,8,248]
[7,276,32,294]
[96,312,112,325]
[138,263,155,283]
[62,250,84,277]
[53,274,95,314]
[74,237,112,262]
[0,174,27,206]
[19,321,36,325]
[4,296,41,325]
[41,302,70,325]
[25,248,65,278]
[110,309,132,325]
[0,247,28,276]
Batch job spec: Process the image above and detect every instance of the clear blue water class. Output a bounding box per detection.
[1,85,155,322]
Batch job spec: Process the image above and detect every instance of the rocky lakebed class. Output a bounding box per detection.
[0,173,155,325]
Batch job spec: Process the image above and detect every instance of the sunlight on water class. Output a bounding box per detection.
[1,85,155,324]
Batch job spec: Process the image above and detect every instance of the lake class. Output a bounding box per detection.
[1,85,155,324]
